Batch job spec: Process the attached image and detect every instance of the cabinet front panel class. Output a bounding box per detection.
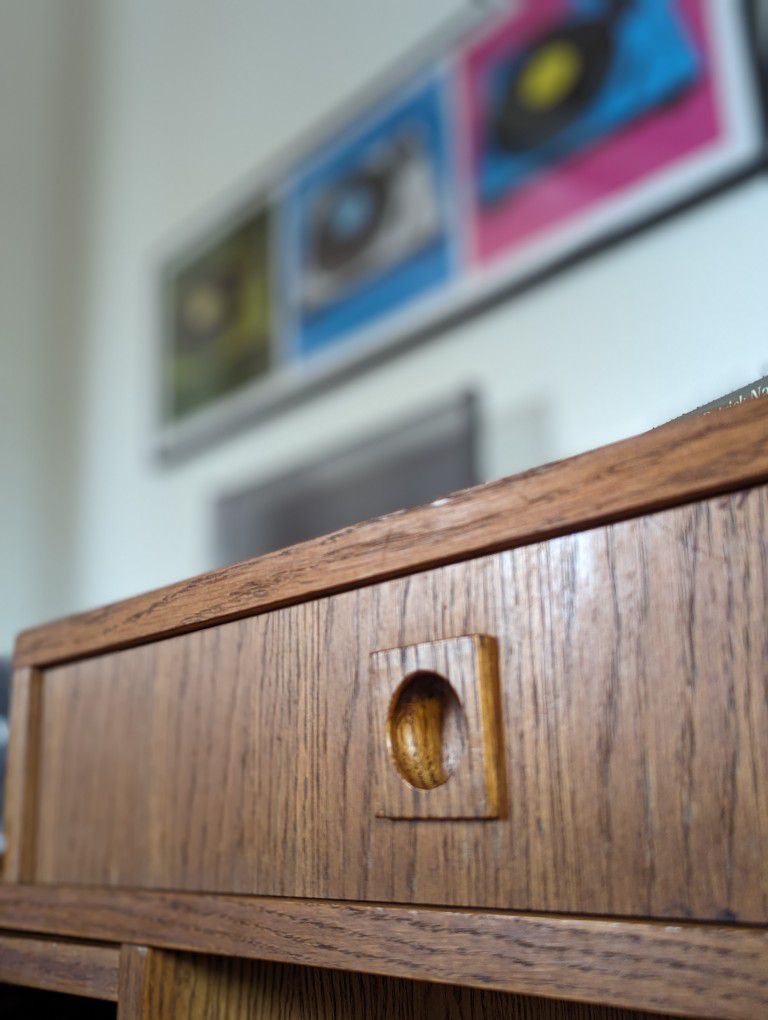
[31,486,768,922]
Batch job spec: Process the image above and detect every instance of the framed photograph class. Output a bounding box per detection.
[157,0,765,462]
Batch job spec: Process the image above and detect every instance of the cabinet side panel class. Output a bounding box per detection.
[3,668,42,882]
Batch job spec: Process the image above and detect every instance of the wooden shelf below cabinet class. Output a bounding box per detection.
[0,931,119,1001]
[0,886,767,1019]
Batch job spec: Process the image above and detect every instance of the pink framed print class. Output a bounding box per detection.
[455,0,762,281]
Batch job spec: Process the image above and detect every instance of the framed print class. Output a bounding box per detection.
[163,205,274,425]
[456,0,763,281]
[215,391,478,563]
[280,69,459,360]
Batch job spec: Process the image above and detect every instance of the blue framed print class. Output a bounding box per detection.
[281,69,459,359]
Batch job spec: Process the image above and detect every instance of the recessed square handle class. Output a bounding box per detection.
[371,634,504,820]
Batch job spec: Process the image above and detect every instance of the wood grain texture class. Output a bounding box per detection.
[15,396,768,669]
[115,946,670,1020]
[0,886,764,1018]
[372,635,503,818]
[25,486,768,923]
[119,946,260,1020]
[118,946,150,1019]
[0,932,118,1000]
[2,669,42,882]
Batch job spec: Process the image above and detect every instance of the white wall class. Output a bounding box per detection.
[0,0,93,654]
[2,0,768,652]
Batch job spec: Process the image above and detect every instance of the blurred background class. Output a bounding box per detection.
[1,0,767,666]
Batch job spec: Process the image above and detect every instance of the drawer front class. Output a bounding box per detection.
[29,486,768,922]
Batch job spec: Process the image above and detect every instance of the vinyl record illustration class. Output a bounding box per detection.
[169,215,272,420]
[301,129,442,314]
[478,0,701,207]
[178,268,241,353]
[284,74,457,357]
[491,16,616,152]
[312,170,390,271]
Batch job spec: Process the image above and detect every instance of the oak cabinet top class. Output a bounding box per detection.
[15,396,768,669]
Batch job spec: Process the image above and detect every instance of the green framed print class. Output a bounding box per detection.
[164,205,273,426]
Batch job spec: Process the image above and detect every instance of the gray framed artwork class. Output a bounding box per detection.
[215,391,479,565]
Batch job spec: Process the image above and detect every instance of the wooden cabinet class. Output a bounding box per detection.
[2,399,768,1017]
[17,486,768,925]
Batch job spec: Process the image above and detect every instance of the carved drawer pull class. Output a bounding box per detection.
[371,635,505,820]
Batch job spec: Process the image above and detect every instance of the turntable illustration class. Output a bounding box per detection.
[300,127,442,314]
[478,0,702,207]
[286,75,455,356]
